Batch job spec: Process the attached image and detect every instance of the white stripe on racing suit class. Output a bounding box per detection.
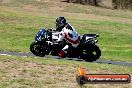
[57,23,80,48]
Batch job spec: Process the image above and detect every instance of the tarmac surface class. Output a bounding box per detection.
[0,51,132,67]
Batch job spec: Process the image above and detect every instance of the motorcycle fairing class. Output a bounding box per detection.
[35,28,47,42]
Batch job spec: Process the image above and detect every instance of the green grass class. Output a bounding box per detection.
[0,7,55,52]
[0,1,132,87]
[0,0,132,62]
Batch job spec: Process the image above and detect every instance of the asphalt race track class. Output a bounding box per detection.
[0,51,132,67]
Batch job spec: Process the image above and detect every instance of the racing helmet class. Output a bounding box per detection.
[56,16,67,27]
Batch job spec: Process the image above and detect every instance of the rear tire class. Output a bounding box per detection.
[82,44,101,62]
[30,41,48,57]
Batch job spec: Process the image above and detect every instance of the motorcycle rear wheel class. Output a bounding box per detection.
[82,44,101,62]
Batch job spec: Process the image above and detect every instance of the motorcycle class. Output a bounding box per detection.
[30,28,101,62]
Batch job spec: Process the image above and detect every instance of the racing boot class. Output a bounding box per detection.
[59,50,66,58]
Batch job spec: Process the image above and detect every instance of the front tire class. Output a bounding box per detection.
[30,41,48,57]
[82,44,101,62]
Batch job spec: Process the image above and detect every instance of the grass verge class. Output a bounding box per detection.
[0,55,132,88]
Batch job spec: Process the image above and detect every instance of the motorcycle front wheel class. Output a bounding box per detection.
[30,41,49,57]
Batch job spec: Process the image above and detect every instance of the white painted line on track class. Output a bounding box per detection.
[0,54,8,56]
[22,56,27,57]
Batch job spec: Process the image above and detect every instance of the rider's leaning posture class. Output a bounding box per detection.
[55,16,80,58]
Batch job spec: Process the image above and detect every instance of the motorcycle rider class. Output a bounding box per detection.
[55,16,80,58]
[55,16,67,32]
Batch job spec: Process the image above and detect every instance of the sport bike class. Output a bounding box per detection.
[30,28,101,62]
